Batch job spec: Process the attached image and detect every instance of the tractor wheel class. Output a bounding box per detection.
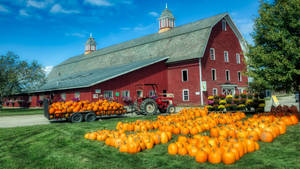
[85,112,97,122]
[167,104,176,114]
[71,113,83,123]
[140,98,158,115]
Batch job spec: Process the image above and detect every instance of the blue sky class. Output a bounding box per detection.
[0,0,259,74]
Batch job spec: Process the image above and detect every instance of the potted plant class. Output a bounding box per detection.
[240,93,247,99]
[237,104,246,111]
[225,104,232,111]
[225,95,233,103]
[206,105,213,111]
[218,105,226,111]
[233,98,240,104]
[234,94,240,99]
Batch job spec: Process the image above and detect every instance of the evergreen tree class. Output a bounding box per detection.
[247,0,300,106]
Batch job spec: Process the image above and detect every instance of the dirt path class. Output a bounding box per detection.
[0,115,50,128]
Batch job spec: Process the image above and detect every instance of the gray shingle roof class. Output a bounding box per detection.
[35,57,168,92]
[38,12,247,93]
[48,13,228,81]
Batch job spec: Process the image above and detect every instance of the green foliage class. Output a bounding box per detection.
[247,0,300,93]
[0,52,46,104]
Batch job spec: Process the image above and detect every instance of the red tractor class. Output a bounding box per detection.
[133,84,176,115]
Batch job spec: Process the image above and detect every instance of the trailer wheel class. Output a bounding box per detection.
[140,98,158,115]
[85,112,96,122]
[167,105,176,114]
[71,113,83,123]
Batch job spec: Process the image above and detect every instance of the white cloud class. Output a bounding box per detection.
[19,9,30,17]
[84,0,113,6]
[27,0,52,9]
[50,4,80,14]
[149,11,159,17]
[43,66,53,76]
[65,32,86,38]
[0,4,9,13]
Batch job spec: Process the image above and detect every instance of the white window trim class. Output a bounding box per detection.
[211,68,217,81]
[236,53,241,64]
[182,89,190,101]
[224,51,229,62]
[137,90,143,98]
[222,19,227,31]
[122,90,130,97]
[75,92,80,99]
[238,71,242,82]
[104,90,114,98]
[225,70,230,81]
[61,93,66,101]
[210,48,215,60]
[213,88,218,96]
[181,69,189,82]
[149,90,156,97]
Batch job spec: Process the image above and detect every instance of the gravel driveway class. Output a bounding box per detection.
[0,115,50,128]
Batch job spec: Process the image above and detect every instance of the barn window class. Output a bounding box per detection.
[39,95,44,101]
[104,91,113,98]
[224,51,229,62]
[238,71,242,82]
[28,96,32,102]
[149,90,156,97]
[210,48,215,60]
[182,69,188,82]
[213,88,218,96]
[226,70,230,81]
[211,69,216,81]
[222,20,227,31]
[137,90,143,98]
[236,53,241,64]
[122,91,130,97]
[61,93,66,101]
[182,89,189,101]
[75,92,80,99]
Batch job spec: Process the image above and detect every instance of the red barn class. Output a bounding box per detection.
[3,7,248,108]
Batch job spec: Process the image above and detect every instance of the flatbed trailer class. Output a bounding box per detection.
[43,99,128,123]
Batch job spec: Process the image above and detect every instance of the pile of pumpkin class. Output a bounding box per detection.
[83,107,299,164]
[167,111,298,164]
[84,130,172,153]
[116,111,246,135]
[168,135,259,165]
[48,100,126,119]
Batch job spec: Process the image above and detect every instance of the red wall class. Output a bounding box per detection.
[90,61,168,104]
[201,20,248,104]
[167,59,201,106]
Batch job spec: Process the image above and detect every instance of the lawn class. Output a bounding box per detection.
[0,115,299,169]
[0,108,43,116]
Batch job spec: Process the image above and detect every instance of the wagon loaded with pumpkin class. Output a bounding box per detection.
[44,99,127,122]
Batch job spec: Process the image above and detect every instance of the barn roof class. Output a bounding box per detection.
[35,57,168,92]
[47,13,229,81]
[38,12,246,93]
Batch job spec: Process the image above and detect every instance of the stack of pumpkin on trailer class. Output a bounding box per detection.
[84,106,299,165]
[48,100,126,119]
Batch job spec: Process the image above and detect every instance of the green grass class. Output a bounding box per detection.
[0,108,43,116]
[0,115,300,169]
